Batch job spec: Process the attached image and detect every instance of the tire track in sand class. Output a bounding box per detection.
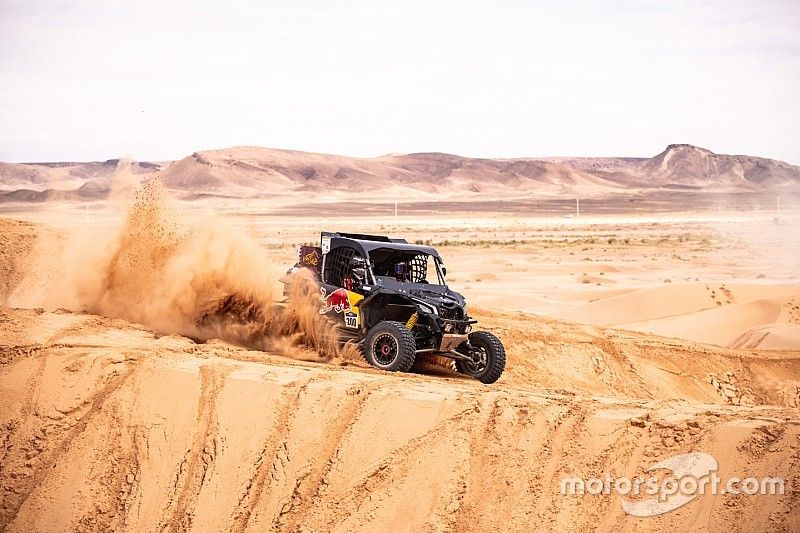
[229,376,316,533]
[307,400,480,532]
[0,362,139,530]
[0,345,47,470]
[161,364,229,533]
[528,401,591,527]
[453,393,570,532]
[271,381,380,532]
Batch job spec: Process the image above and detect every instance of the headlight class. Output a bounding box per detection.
[412,299,438,315]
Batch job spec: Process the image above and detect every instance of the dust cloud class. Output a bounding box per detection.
[9,179,355,360]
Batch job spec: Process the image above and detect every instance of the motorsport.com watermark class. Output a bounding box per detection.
[560,452,785,517]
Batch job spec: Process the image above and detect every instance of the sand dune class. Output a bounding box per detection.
[1,305,798,531]
[1,183,799,531]
[558,283,793,326]
[730,323,800,350]
[0,219,37,301]
[558,283,800,349]
[622,299,783,347]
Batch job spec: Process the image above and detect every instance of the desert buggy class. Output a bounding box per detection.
[287,232,506,384]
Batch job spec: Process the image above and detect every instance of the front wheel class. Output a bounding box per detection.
[455,331,506,384]
[364,321,417,372]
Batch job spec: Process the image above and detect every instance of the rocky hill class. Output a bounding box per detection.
[1,145,798,201]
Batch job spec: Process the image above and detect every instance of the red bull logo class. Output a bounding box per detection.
[319,287,352,314]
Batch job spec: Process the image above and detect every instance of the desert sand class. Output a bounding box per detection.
[1,146,799,531]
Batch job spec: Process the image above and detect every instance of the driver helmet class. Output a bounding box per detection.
[394,262,409,281]
[350,255,368,283]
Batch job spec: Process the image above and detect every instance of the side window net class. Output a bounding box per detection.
[409,254,428,282]
[324,246,357,286]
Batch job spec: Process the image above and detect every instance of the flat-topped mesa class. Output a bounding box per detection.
[663,143,714,153]
[641,144,800,188]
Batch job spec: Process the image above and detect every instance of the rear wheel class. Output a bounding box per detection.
[455,331,506,384]
[364,321,417,372]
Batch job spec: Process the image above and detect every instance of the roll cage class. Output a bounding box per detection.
[320,232,447,289]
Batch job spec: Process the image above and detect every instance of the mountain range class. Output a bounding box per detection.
[1,144,798,202]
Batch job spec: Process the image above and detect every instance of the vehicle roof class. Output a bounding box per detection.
[322,231,441,259]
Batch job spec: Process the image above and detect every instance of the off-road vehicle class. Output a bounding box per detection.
[287,232,505,384]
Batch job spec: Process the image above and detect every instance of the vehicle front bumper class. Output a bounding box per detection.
[439,333,468,352]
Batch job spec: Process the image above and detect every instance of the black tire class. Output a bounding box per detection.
[364,321,417,373]
[455,331,506,384]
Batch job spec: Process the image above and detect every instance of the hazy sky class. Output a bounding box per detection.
[1,0,798,163]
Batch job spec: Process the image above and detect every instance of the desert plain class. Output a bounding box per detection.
[0,144,799,532]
